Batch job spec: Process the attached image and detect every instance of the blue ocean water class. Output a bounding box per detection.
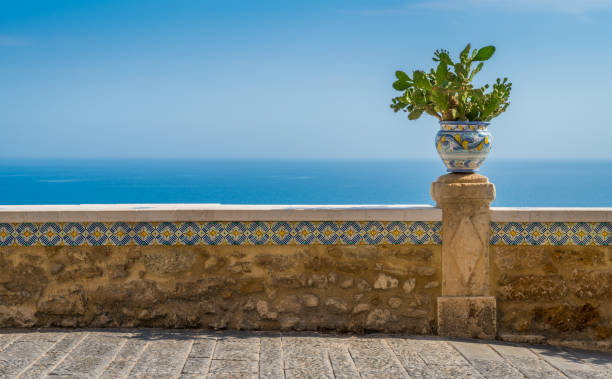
[0,159,609,206]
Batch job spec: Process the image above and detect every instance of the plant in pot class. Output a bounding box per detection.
[390,43,511,173]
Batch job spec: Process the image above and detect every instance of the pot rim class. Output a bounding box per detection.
[439,120,490,125]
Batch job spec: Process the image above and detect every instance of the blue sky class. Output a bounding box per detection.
[2,0,612,159]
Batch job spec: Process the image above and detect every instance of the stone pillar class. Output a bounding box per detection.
[431,173,497,339]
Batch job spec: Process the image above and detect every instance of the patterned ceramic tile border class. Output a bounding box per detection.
[0,221,442,247]
[490,222,611,246]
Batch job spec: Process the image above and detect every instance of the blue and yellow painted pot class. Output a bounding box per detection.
[435,121,492,173]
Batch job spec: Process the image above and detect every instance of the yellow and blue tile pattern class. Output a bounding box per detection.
[3,221,608,247]
[0,221,442,247]
[490,222,610,246]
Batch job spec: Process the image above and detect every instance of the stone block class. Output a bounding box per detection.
[437,296,496,339]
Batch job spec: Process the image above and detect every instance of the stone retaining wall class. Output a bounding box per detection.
[492,245,611,347]
[0,203,610,350]
[0,244,441,332]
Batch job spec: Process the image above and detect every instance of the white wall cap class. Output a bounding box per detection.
[0,204,442,222]
[0,204,609,223]
[491,207,612,222]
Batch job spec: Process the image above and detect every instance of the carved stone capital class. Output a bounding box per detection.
[431,173,495,207]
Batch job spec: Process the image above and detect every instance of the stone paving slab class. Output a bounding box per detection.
[0,330,610,378]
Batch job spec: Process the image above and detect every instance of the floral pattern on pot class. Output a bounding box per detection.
[435,121,492,173]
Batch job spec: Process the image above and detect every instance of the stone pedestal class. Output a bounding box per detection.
[431,173,496,339]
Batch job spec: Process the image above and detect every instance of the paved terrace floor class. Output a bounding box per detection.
[0,330,611,378]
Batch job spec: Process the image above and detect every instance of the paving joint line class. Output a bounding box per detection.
[326,347,336,379]
[37,331,90,378]
[411,340,431,377]
[446,340,484,377]
[257,335,261,378]
[518,345,568,377]
[381,338,410,378]
[389,338,422,376]
[125,338,151,378]
[204,335,218,376]
[96,336,129,379]
[346,345,363,379]
[14,333,68,379]
[177,336,196,378]
[280,332,286,379]
[0,333,22,353]
[485,343,527,378]
[527,347,571,378]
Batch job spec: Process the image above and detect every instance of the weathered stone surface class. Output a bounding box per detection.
[551,247,605,266]
[0,333,64,377]
[106,263,129,279]
[92,280,165,308]
[236,278,264,295]
[259,334,283,377]
[56,266,103,282]
[127,336,193,377]
[0,306,36,327]
[450,340,524,377]
[488,341,565,377]
[497,275,568,300]
[438,296,496,339]
[256,300,278,320]
[204,256,225,271]
[357,279,372,291]
[49,333,126,377]
[143,248,195,274]
[402,278,416,294]
[0,261,47,305]
[393,246,434,262]
[269,273,306,288]
[352,303,370,315]
[417,266,436,276]
[278,295,303,314]
[228,261,251,273]
[4,330,610,377]
[16,332,88,377]
[50,262,66,275]
[325,297,350,314]
[308,273,329,288]
[534,303,600,332]
[340,278,354,289]
[255,253,295,271]
[174,277,235,299]
[37,291,85,316]
[366,309,391,330]
[301,294,319,308]
[373,274,398,290]
[388,297,402,309]
[347,338,407,377]
[100,338,149,378]
[432,173,494,298]
[493,244,612,344]
[568,270,611,298]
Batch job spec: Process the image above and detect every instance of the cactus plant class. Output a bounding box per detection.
[390,44,511,122]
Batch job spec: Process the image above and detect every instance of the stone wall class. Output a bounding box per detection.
[0,203,610,351]
[0,244,441,333]
[492,245,612,348]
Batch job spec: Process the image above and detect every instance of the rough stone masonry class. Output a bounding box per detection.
[0,244,442,333]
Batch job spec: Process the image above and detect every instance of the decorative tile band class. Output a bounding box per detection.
[490,222,611,246]
[0,221,442,247]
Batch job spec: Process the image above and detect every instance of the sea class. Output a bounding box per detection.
[0,159,610,207]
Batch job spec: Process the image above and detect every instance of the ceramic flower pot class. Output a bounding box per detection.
[435,121,492,173]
